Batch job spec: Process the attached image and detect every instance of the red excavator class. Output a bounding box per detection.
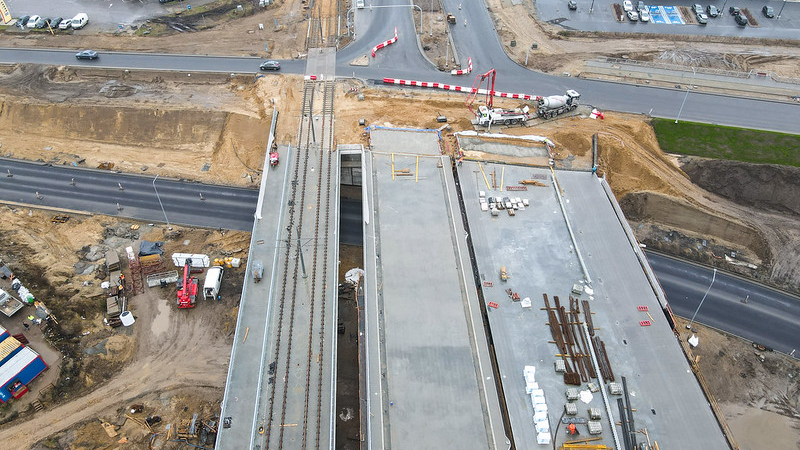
[177,258,198,309]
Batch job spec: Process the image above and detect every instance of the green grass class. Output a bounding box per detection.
[651,118,800,167]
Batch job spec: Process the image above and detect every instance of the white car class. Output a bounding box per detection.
[58,18,72,30]
[639,8,651,21]
[623,0,633,12]
[627,10,639,21]
[26,15,41,28]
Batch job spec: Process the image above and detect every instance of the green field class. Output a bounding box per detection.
[651,118,800,167]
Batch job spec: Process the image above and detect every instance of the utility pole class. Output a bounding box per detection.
[153,174,172,231]
[687,268,717,330]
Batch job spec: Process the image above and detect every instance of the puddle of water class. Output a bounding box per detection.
[151,298,171,336]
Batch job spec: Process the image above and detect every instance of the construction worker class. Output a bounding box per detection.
[568,423,578,435]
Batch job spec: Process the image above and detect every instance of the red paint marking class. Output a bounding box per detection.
[488,301,499,309]
[639,320,652,326]
[637,305,649,311]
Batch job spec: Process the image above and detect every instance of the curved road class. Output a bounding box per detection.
[2,0,799,134]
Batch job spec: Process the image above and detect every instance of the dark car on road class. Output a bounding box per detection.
[75,50,99,60]
[47,17,63,29]
[706,5,718,17]
[17,15,30,28]
[259,60,280,71]
[735,13,748,25]
[762,5,774,18]
[568,0,578,10]
[729,6,741,15]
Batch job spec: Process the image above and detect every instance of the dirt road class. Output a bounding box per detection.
[0,289,234,448]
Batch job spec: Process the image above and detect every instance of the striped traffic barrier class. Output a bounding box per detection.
[372,27,398,58]
[382,77,540,101]
[450,57,473,76]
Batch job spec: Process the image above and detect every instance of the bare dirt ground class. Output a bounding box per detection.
[0,207,248,449]
[675,317,800,450]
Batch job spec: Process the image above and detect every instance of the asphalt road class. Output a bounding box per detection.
[0,159,258,231]
[645,250,800,355]
[3,4,800,134]
[0,158,796,355]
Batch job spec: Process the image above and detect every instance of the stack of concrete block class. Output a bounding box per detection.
[524,365,551,445]
[588,421,602,435]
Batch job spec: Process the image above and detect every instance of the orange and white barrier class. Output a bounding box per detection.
[383,77,539,101]
[450,57,472,76]
[372,27,398,58]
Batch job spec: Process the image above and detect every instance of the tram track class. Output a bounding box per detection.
[259,35,337,450]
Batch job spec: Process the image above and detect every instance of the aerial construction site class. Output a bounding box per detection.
[0,0,799,449]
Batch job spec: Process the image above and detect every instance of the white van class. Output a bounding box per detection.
[71,13,88,30]
[203,266,224,300]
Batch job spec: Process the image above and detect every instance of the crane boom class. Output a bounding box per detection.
[465,69,497,116]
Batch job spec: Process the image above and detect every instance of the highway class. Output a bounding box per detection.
[645,251,800,355]
[0,159,258,231]
[3,158,795,357]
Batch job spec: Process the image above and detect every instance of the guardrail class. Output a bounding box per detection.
[599,56,800,85]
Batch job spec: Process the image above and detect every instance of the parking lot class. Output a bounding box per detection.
[4,0,217,31]
[537,0,800,38]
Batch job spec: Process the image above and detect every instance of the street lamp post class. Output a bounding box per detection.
[675,66,696,124]
[152,174,173,231]
[777,0,787,19]
[687,268,717,330]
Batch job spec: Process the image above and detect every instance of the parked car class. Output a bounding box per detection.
[17,15,30,28]
[639,8,651,21]
[259,60,280,71]
[58,18,72,30]
[706,5,718,17]
[70,13,89,30]
[729,6,741,15]
[75,50,98,60]
[762,5,774,18]
[623,0,633,11]
[26,15,41,28]
[33,16,47,28]
[627,10,639,21]
[47,17,63,29]
[568,0,578,10]
[735,13,748,25]
[637,1,646,11]
[692,4,704,15]
[159,0,177,3]
[696,12,708,24]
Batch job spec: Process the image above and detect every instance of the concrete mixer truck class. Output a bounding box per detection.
[537,90,581,119]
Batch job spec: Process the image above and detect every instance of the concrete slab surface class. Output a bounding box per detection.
[457,161,729,449]
[364,132,507,450]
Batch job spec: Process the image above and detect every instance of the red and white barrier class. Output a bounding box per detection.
[372,27,398,58]
[304,75,318,81]
[450,57,472,76]
[383,77,539,101]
